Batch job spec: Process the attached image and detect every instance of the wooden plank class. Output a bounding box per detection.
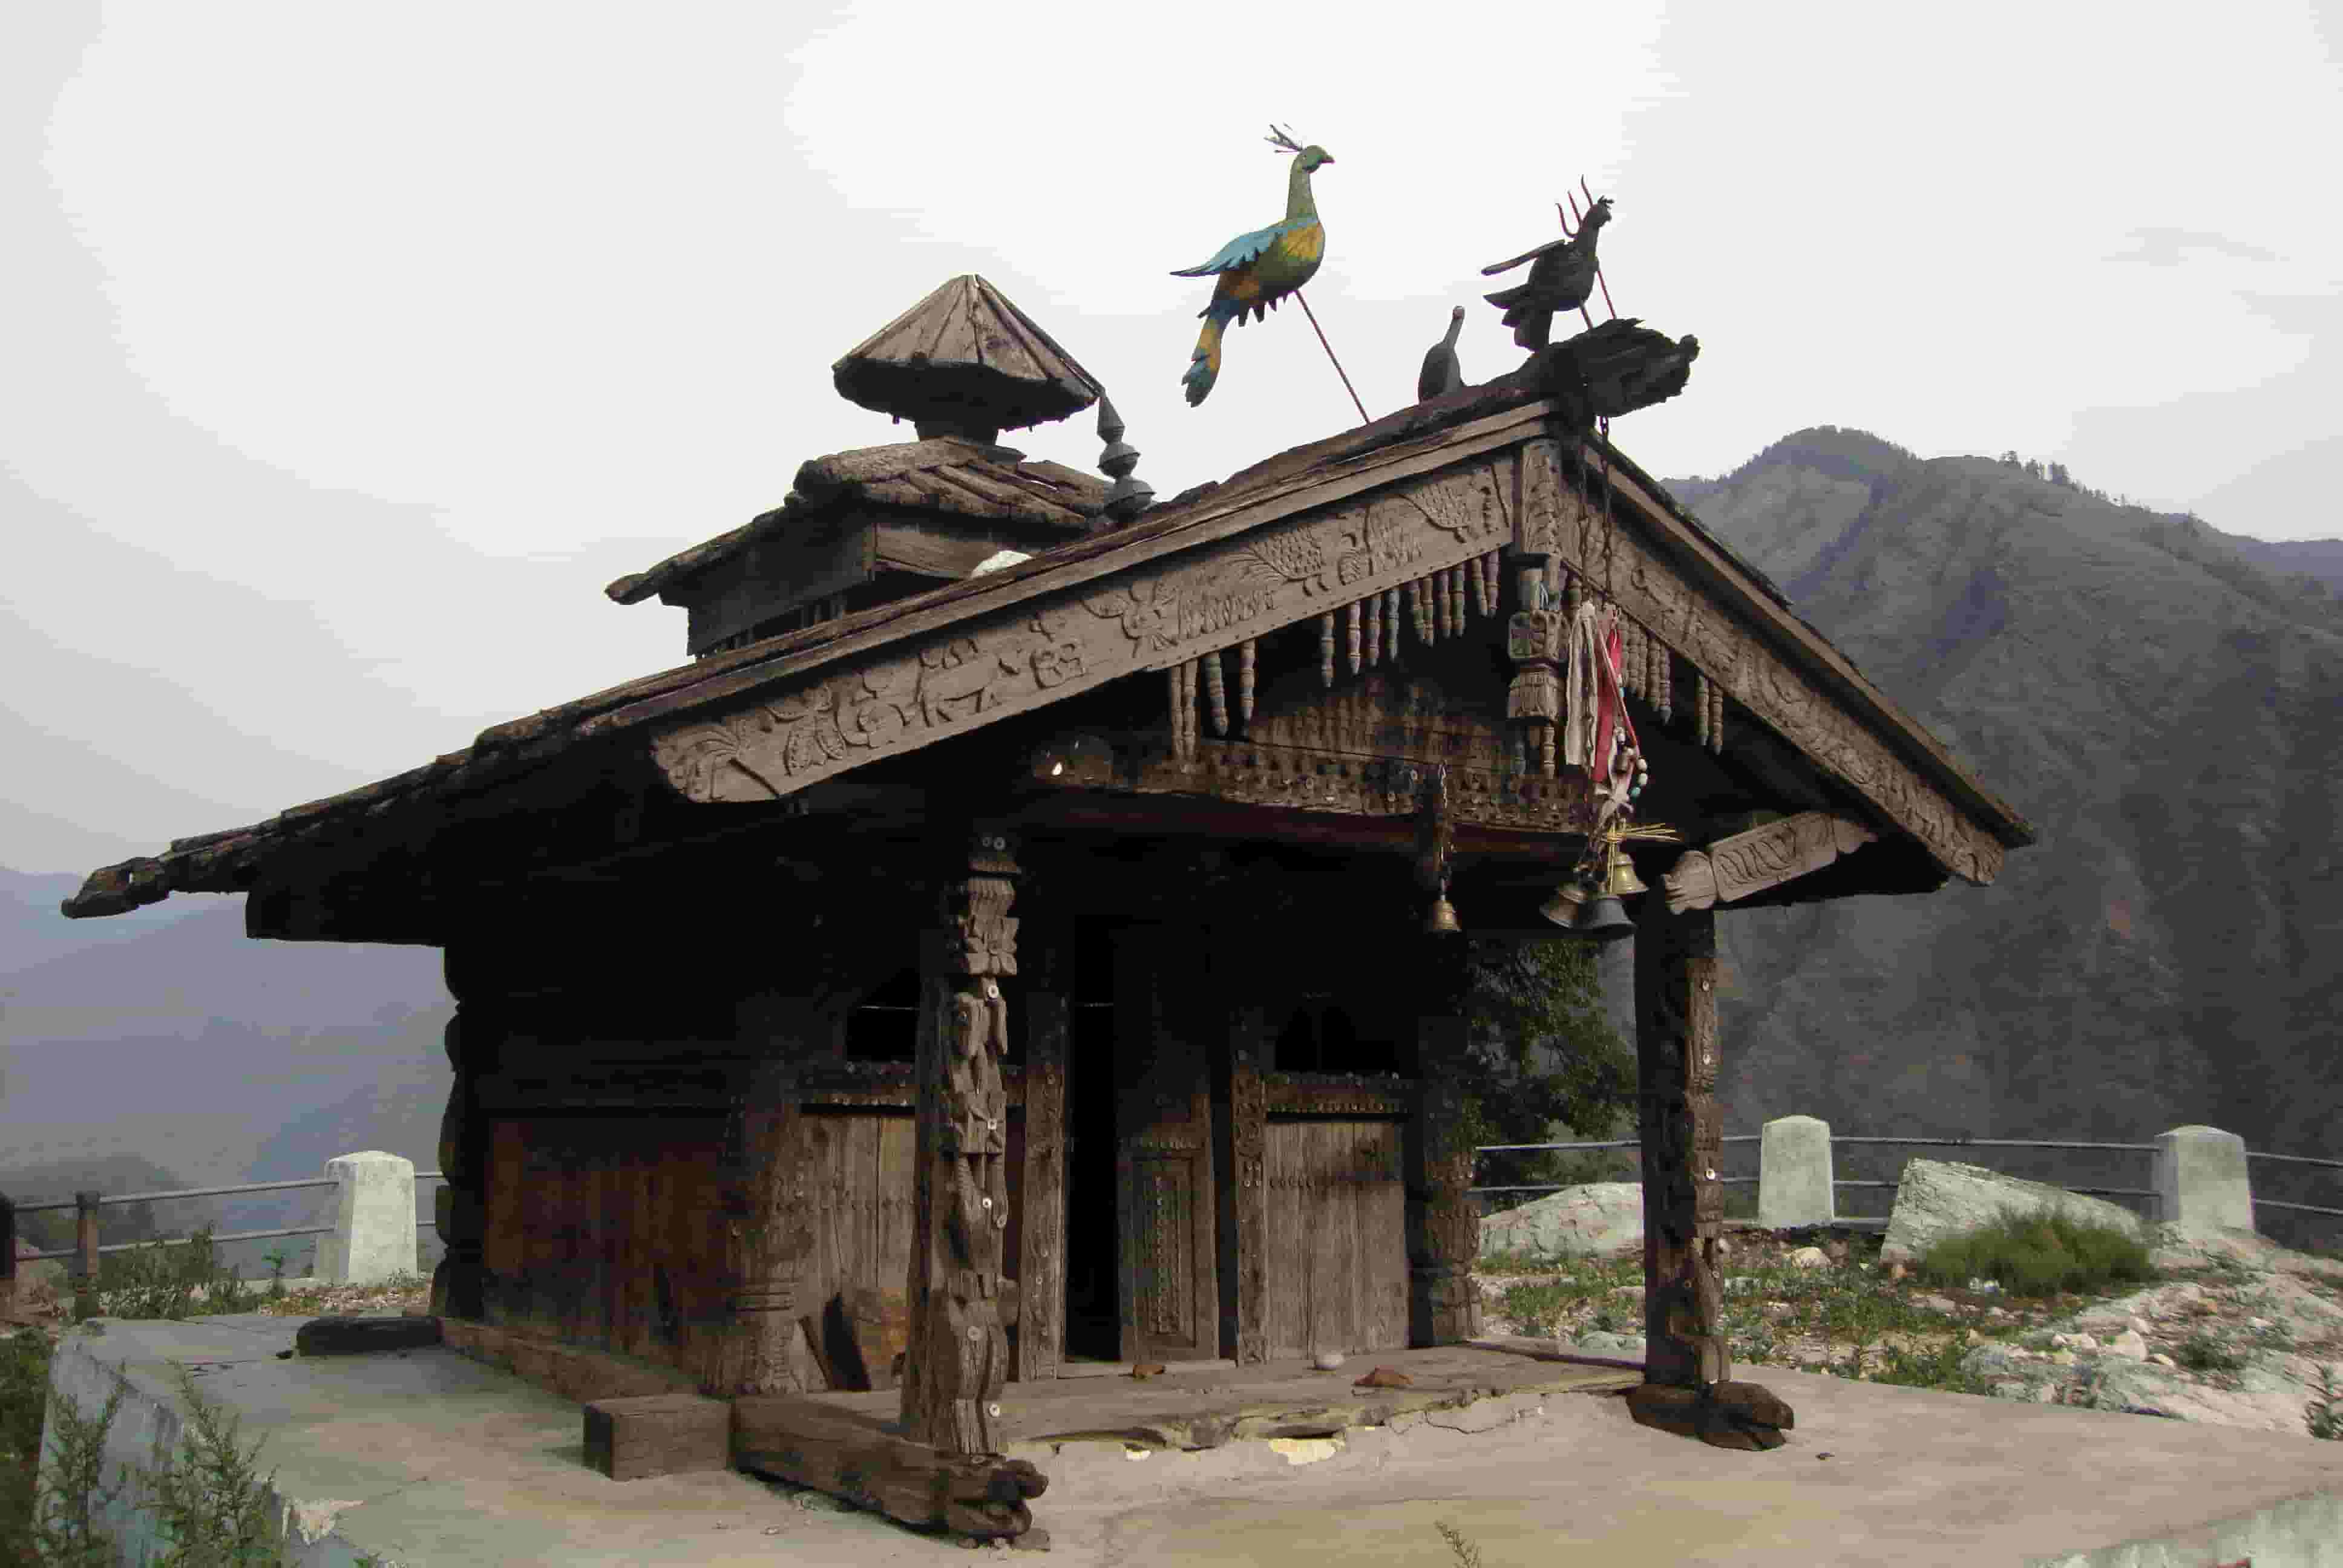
[583,1391,731,1481]
[875,518,1014,581]
[439,1316,702,1405]
[293,1316,444,1356]
[1266,1122,1304,1361]
[1310,1122,1351,1354]
[1363,1122,1409,1351]
[1017,985,1069,1383]
[684,522,875,656]
[733,1395,1047,1540]
[646,440,1534,806]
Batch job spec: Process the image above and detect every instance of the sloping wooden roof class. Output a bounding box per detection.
[63,342,2034,921]
[605,437,1109,607]
[831,274,1104,433]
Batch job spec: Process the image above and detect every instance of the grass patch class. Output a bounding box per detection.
[1,1229,405,1566]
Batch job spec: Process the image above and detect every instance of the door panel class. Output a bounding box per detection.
[1113,929,1219,1362]
[1262,1117,1407,1359]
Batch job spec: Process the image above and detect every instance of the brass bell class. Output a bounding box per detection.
[1599,840,1648,897]
[1423,895,1463,936]
[1538,878,1590,927]
[1575,893,1636,942]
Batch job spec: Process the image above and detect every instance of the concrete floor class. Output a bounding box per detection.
[38,1312,2343,1567]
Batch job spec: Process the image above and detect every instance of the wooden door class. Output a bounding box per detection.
[1263,1118,1408,1360]
[1113,928,1219,1363]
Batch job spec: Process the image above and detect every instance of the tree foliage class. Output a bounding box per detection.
[1456,939,1639,1215]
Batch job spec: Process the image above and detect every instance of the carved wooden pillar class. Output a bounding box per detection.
[1633,899,1725,1389]
[430,993,490,1322]
[1507,439,1568,777]
[1628,897,1795,1449]
[710,992,818,1397]
[1404,932,1480,1347]
[1227,1002,1272,1367]
[902,828,1018,1460]
[1016,930,1069,1385]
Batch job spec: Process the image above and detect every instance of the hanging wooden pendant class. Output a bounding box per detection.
[1204,648,1228,736]
[1384,589,1401,663]
[1657,644,1673,726]
[1317,614,1334,689]
[1347,599,1363,673]
[1366,592,1383,667]
[1708,680,1724,753]
[1694,672,1711,749]
[1240,638,1257,727]
[1476,552,1498,618]
[1540,725,1557,778]
[1168,664,1195,758]
[1445,567,1463,635]
[1406,579,1425,645]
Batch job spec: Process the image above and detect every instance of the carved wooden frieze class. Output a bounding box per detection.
[1662,811,1878,913]
[651,455,1522,805]
[1578,497,2005,886]
[1034,731,1596,835]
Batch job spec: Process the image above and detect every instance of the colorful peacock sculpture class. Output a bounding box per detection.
[1170,125,1334,407]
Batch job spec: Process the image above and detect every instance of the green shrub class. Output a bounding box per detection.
[1907,1198,2158,1300]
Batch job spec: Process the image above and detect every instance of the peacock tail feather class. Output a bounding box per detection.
[1183,314,1227,407]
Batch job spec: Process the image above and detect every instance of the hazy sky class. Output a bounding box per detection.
[7,3,2339,878]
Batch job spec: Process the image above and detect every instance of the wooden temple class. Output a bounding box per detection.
[65,271,2032,1542]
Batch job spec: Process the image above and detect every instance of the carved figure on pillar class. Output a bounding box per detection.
[905,829,1020,1476]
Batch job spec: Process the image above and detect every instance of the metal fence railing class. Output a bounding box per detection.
[2,1162,447,1306]
[1470,1126,2343,1227]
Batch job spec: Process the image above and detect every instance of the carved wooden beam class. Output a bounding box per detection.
[1661,811,1878,913]
[1024,731,1597,838]
[647,452,1520,808]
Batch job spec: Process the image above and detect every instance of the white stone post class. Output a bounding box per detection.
[2153,1125,2255,1240]
[316,1151,419,1286]
[1758,1115,1835,1229]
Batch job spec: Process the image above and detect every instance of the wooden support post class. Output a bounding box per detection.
[903,828,1018,1462]
[73,1191,99,1319]
[1404,932,1479,1347]
[1017,932,1069,1385]
[430,998,490,1322]
[711,1006,815,1397]
[1227,1004,1271,1367]
[1627,898,1795,1450]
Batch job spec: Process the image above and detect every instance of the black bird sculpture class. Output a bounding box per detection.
[1481,195,1613,350]
[1417,305,1466,401]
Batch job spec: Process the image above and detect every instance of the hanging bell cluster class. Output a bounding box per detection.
[1536,834,1639,944]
